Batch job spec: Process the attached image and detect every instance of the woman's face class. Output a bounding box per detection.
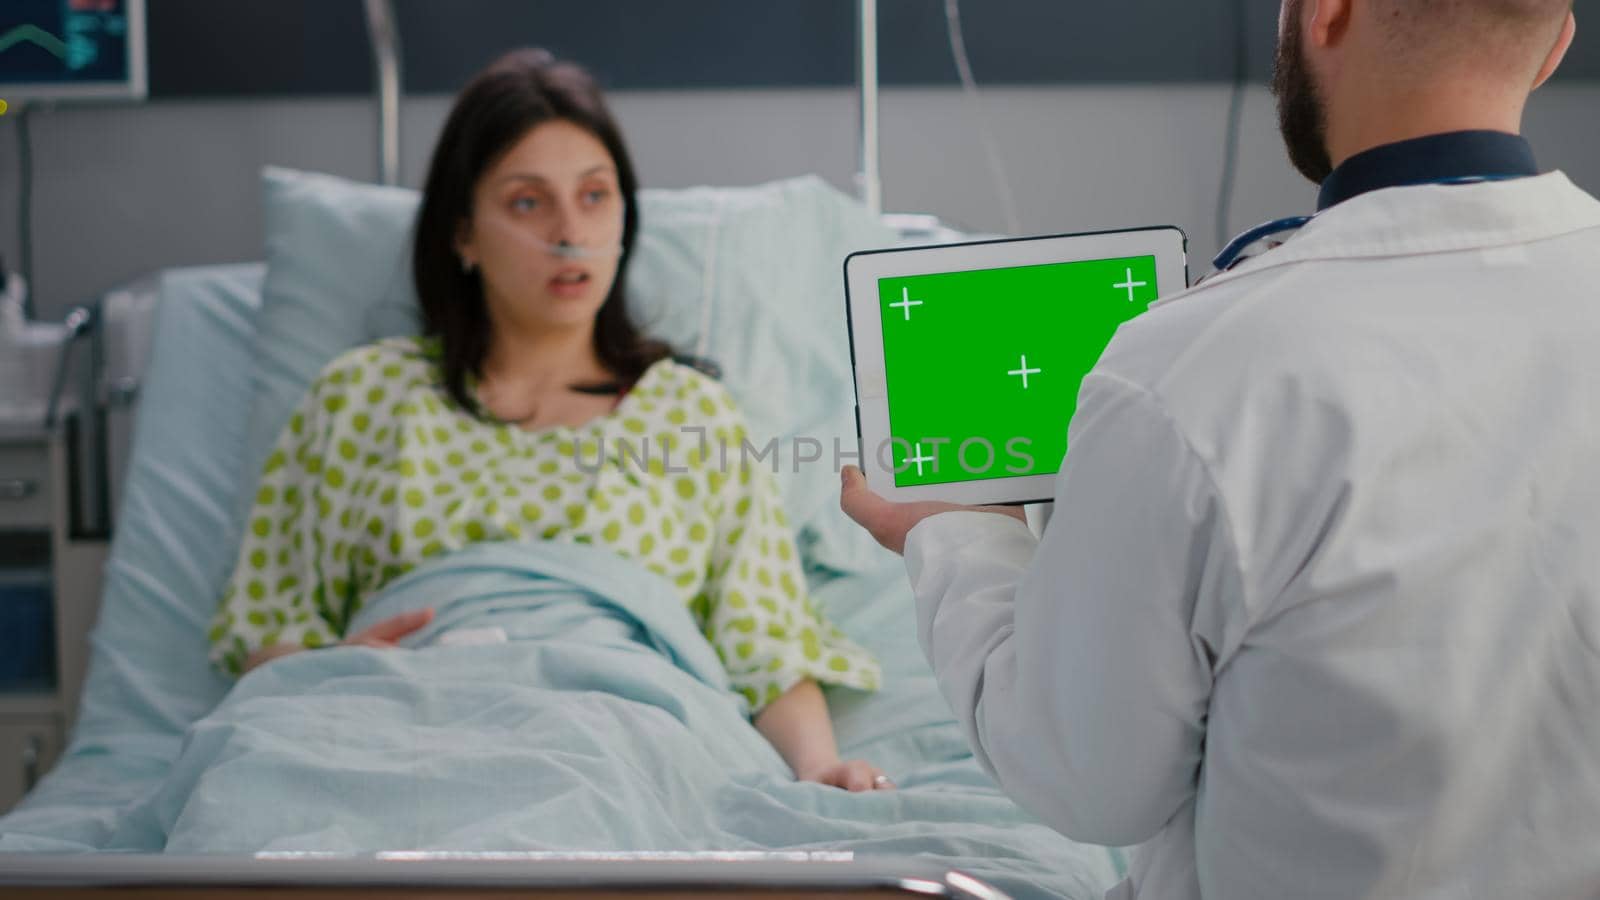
[457,119,625,332]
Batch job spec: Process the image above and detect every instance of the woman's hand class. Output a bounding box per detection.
[342,608,435,648]
[242,608,435,674]
[753,679,896,792]
[797,759,896,792]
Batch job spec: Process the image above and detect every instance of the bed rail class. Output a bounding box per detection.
[0,853,1011,899]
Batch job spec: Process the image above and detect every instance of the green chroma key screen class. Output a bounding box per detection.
[878,255,1158,487]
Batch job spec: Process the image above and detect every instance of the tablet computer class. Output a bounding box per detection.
[845,226,1188,506]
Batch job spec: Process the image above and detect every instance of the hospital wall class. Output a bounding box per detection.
[2,82,1599,321]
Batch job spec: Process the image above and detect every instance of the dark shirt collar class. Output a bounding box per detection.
[1317,130,1538,211]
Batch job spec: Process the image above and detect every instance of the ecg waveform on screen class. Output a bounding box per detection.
[0,7,124,73]
[0,25,69,63]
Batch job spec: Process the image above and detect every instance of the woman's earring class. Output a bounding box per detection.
[460,256,476,274]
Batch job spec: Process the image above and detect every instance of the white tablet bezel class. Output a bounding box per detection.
[845,226,1188,506]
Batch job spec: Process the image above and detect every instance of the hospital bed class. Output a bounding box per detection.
[0,169,1122,899]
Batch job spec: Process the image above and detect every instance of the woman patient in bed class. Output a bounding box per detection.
[207,49,888,792]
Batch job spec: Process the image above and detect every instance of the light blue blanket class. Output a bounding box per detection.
[2,542,1117,898]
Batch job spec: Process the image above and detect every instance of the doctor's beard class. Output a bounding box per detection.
[1273,0,1335,185]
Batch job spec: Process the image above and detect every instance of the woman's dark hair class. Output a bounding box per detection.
[412,48,671,416]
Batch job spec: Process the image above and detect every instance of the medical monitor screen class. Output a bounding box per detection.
[0,0,145,101]
[877,255,1159,488]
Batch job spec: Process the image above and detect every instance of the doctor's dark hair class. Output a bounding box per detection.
[412,48,670,417]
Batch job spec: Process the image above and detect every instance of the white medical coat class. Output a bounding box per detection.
[904,173,1600,899]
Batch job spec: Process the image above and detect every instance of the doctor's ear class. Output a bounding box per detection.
[1532,11,1576,91]
[1306,0,1353,51]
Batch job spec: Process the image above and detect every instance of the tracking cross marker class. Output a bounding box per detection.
[905,442,937,477]
[1008,355,1042,390]
[1113,267,1148,303]
[890,287,924,321]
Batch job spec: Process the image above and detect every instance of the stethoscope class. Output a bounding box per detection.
[1209,174,1528,276]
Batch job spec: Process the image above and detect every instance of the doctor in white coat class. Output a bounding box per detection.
[842,1,1600,898]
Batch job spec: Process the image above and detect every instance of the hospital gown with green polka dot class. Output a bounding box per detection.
[210,337,879,713]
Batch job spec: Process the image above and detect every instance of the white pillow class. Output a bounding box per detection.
[241,167,898,574]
